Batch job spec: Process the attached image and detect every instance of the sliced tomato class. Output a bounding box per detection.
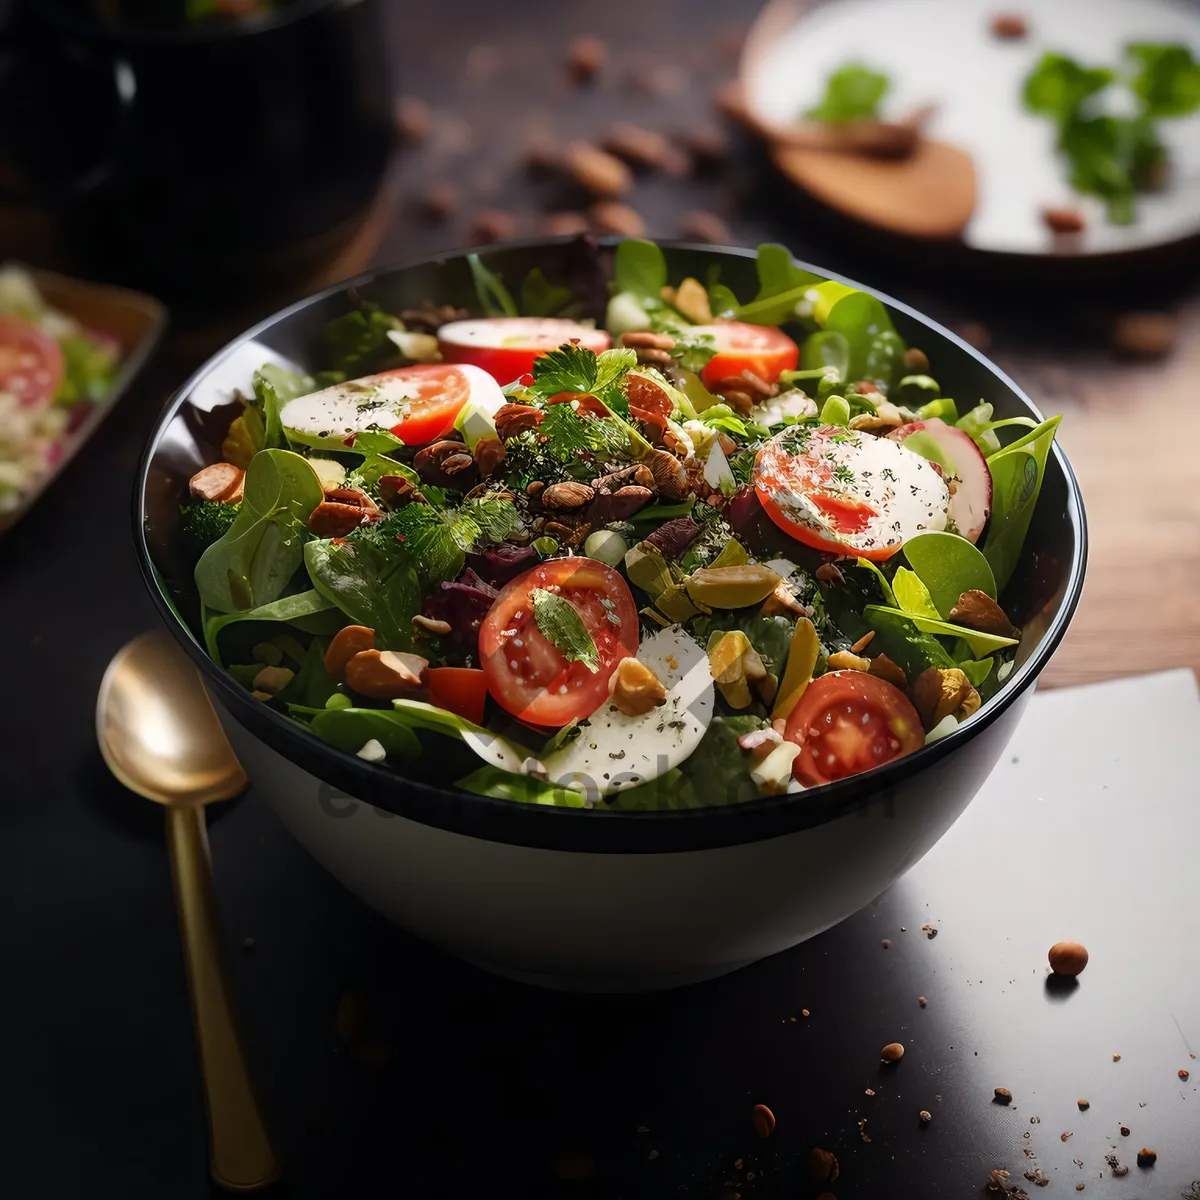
[545,390,610,418]
[754,425,949,561]
[479,557,639,725]
[378,363,477,445]
[785,671,925,787]
[625,371,675,437]
[693,322,799,388]
[426,667,489,726]
[0,316,64,409]
[438,318,612,385]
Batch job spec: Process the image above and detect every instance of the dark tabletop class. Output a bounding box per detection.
[4,1,1200,1196]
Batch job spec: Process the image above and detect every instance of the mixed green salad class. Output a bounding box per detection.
[0,267,121,517]
[180,239,1059,810]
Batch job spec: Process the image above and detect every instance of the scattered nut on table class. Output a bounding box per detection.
[1048,941,1089,976]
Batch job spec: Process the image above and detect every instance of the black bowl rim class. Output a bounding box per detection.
[134,236,1088,854]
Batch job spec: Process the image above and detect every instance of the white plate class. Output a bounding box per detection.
[743,0,1200,256]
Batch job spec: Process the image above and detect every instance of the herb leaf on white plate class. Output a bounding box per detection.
[1128,42,1200,117]
[531,588,601,673]
[805,62,891,122]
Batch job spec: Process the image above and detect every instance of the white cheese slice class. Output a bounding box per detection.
[752,390,818,427]
[542,625,714,801]
[280,363,502,450]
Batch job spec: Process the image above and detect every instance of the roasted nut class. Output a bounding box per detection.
[494,404,544,440]
[751,1104,776,1139]
[672,277,714,324]
[414,440,477,489]
[904,347,931,373]
[991,12,1029,38]
[379,474,420,507]
[911,667,981,730]
[720,388,754,415]
[680,209,732,244]
[566,140,631,197]
[324,486,378,514]
[760,580,808,619]
[602,122,678,170]
[189,462,245,503]
[589,485,654,523]
[950,589,1019,638]
[1043,206,1086,234]
[567,35,606,81]
[620,331,675,351]
[815,561,845,584]
[393,95,431,141]
[252,665,295,695]
[440,452,475,475]
[809,1148,840,1185]
[411,614,452,637]
[540,211,590,237]
[1113,312,1178,360]
[525,480,545,498]
[850,401,905,432]
[325,625,376,681]
[994,1087,1013,1104]
[881,1042,905,1063]
[868,652,908,690]
[708,630,766,709]
[471,209,518,243]
[682,122,730,167]
[542,481,595,509]
[642,448,689,500]
[587,201,646,236]
[1048,941,1089,976]
[344,650,428,699]
[850,631,876,653]
[608,656,668,716]
[399,302,468,332]
[688,564,783,609]
[1136,1148,1157,1166]
[828,650,871,672]
[472,435,506,477]
[420,183,457,220]
[308,501,374,537]
[919,1109,932,1124]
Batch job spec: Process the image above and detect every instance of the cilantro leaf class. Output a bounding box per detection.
[805,62,890,122]
[1127,42,1200,118]
[530,588,600,673]
[1023,52,1115,125]
[531,343,635,396]
[536,402,633,460]
[462,494,526,543]
[352,502,482,587]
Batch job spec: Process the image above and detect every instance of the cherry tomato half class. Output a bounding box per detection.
[438,318,612,385]
[479,557,639,725]
[379,363,489,445]
[425,667,489,726]
[785,670,924,787]
[693,321,799,389]
[0,316,64,409]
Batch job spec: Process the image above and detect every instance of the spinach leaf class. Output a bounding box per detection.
[707,282,741,320]
[824,291,904,384]
[865,605,1018,658]
[672,716,765,808]
[303,539,421,650]
[861,606,957,678]
[322,304,403,376]
[805,62,891,122]
[253,363,314,450]
[467,253,518,317]
[735,244,822,325]
[613,238,668,302]
[203,588,339,664]
[902,530,997,618]
[519,268,574,317]
[800,330,850,381]
[195,449,324,613]
[457,766,589,807]
[279,637,341,709]
[982,415,1061,591]
[307,707,422,761]
[892,567,942,620]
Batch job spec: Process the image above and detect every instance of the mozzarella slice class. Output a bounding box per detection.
[752,390,818,427]
[541,625,714,801]
[279,363,502,449]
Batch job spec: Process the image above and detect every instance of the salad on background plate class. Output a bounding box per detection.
[180,239,1059,810]
[0,266,127,523]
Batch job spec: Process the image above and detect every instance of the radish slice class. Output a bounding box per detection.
[438,318,611,385]
[889,418,992,544]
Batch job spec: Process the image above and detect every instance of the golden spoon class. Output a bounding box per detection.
[96,629,280,1192]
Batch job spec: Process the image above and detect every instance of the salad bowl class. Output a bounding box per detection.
[136,238,1085,991]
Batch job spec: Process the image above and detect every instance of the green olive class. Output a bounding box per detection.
[686,563,782,609]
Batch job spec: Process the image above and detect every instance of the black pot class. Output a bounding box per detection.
[134,238,1088,989]
[1,0,393,300]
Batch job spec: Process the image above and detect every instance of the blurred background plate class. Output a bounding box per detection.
[742,0,1200,261]
[0,266,165,536]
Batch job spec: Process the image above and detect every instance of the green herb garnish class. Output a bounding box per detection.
[805,62,891,122]
[530,588,601,673]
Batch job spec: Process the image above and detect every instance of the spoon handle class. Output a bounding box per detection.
[167,806,281,1192]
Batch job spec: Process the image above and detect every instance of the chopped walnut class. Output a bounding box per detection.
[950,589,1019,638]
[911,667,981,730]
[608,657,668,716]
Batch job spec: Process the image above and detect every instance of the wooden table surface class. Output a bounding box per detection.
[7,0,1198,692]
